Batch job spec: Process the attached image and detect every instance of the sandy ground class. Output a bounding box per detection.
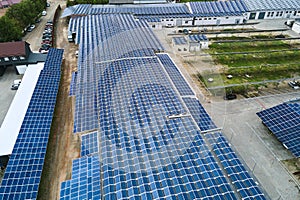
[37,1,81,200]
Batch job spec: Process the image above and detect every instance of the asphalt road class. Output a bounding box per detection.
[0,67,21,126]
[204,90,300,200]
[23,1,61,52]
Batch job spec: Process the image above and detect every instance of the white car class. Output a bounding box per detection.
[42,10,47,16]
[11,79,21,90]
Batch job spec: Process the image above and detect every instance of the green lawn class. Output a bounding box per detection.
[209,41,292,54]
[201,37,300,93]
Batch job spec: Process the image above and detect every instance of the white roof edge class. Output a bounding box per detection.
[0,64,44,156]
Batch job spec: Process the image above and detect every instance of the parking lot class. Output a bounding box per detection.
[23,1,60,52]
[207,91,300,200]
[0,67,22,126]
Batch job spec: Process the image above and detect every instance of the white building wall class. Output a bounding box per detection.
[247,10,300,20]
[148,22,162,29]
[200,41,209,49]
[194,16,244,26]
[292,21,300,34]
[161,18,176,27]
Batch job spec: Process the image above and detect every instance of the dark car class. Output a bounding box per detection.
[224,93,237,100]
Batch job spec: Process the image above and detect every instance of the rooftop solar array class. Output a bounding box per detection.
[206,132,266,199]
[188,0,249,17]
[172,37,188,45]
[157,53,194,96]
[71,14,164,133]
[64,3,194,21]
[189,34,208,42]
[60,155,101,200]
[257,101,300,157]
[243,0,300,11]
[183,97,217,132]
[0,48,64,200]
[61,12,266,199]
[69,72,77,96]
[80,131,99,157]
[90,4,190,16]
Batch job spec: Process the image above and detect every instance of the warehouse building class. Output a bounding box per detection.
[243,0,300,20]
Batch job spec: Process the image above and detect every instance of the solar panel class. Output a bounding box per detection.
[172,37,187,45]
[257,102,300,157]
[157,53,194,96]
[189,1,249,16]
[81,131,99,157]
[183,97,217,131]
[0,49,64,200]
[60,13,267,200]
[205,132,266,200]
[242,0,300,11]
[60,155,101,200]
[69,72,77,96]
[189,34,208,42]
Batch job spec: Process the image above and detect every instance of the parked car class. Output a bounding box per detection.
[46,2,50,7]
[224,93,237,100]
[42,10,47,16]
[11,79,21,90]
[35,18,41,23]
[27,24,36,32]
[288,81,300,89]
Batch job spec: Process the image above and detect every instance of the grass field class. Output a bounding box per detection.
[201,37,300,92]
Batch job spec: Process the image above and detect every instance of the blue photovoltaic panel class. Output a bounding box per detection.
[69,72,77,96]
[189,34,208,42]
[73,14,165,133]
[189,1,249,16]
[60,155,101,200]
[257,102,300,157]
[0,49,64,200]
[173,37,187,45]
[90,4,190,16]
[157,53,194,96]
[81,131,99,157]
[183,97,217,131]
[60,13,267,200]
[206,132,266,200]
[243,0,300,11]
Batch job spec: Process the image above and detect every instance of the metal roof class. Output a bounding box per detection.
[243,0,300,11]
[0,41,27,58]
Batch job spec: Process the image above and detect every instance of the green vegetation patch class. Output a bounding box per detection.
[200,37,300,94]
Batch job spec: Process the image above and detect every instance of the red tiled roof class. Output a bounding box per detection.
[0,41,27,58]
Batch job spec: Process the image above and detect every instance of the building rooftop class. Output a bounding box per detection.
[0,41,27,58]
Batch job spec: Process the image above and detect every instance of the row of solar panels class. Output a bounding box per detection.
[64,1,249,18]
[189,1,248,15]
[71,14,164,133]
[62,11,266,200]
[173,35,208,46]
[243,0,300,11]
[257,101,300,157]
[0,49,64,200]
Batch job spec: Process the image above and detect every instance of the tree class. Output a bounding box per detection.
[6,0,44,28]
[0,16,23,42]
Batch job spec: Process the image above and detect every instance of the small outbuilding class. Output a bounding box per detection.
[188,34,209,51]
[292,20,300,34]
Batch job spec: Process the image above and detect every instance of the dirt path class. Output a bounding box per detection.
[38,1,81,200]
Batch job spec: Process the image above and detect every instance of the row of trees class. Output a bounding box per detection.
[0,0,47,42]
